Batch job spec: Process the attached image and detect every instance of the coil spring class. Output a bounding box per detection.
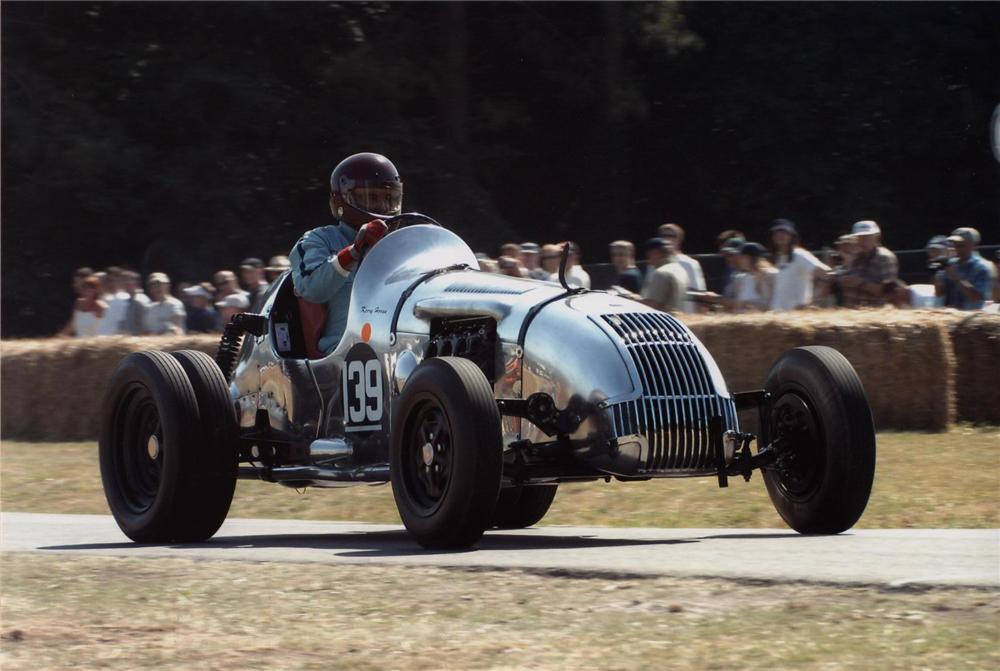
[215,322,245,383]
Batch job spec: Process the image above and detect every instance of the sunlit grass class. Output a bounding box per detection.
[1,553,997,671]
[2,428,997,528]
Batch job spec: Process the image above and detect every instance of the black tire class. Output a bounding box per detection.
[99,350,235,543]
[762,346,876,534]
[492,485,558,529]
[390,357,503,549]
[168,350,239,540]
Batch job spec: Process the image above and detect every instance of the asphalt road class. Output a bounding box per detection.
[2,513,997,588]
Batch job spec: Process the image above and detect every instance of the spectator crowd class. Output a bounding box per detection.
[59,220,998,338]
[475,220,998,316]
[60,256,290,338]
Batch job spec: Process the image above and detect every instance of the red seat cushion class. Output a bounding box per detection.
[296,297,328,360]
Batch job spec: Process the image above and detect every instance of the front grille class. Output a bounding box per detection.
[602,312,738,473]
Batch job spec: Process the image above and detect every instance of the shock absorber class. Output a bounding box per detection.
[215,313,268,382]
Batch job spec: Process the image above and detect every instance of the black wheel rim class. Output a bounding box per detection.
[110,383,164,514]
[401,396,453,516]
[771,391,824,502]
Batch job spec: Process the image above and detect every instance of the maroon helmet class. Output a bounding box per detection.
[329,152,403,226]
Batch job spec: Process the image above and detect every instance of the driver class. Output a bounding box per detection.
[290,152,403,355]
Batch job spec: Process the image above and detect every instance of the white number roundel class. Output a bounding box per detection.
[342,343,384,433]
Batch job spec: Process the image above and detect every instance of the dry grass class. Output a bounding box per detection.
[3,428,997,529]
[1,553,998,671]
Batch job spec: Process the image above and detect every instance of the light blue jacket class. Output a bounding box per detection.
[289,221,357,354]
[937,251,994,310]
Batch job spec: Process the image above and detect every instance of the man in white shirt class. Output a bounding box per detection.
[143,273,186,335]
[641,238,688,313]
[96,267,131,335]
[657,223,706,313]
[564,242,591,289]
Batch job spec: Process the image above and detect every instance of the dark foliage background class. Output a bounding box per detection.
[3,2,998,336]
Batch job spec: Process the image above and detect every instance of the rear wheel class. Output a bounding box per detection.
[390,357,502,549]
[492,485,558,529]
[99,350,236,543]
[762,346,876,534]
[169,350,239,540]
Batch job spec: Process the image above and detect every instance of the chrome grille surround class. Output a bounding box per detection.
[601,312,738,474]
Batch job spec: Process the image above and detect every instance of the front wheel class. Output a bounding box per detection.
[762,346,876,534]
[390,357,503,549]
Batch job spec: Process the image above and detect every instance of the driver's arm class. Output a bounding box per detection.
[291,221,388,303]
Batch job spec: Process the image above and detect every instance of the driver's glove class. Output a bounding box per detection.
[335,219,389,273]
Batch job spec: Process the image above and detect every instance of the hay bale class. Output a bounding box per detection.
[683,310,960,432]
[950,313,1000,424]
[805,311,955,432]
[1,311,990,440]
[685,313,812,393]
[1,335,218,441]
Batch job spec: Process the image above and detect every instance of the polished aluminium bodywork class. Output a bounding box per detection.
[230,224,738,486]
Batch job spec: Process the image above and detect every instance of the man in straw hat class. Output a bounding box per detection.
[834,220,898,308]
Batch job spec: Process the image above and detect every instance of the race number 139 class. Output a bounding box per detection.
[342,344,384,432]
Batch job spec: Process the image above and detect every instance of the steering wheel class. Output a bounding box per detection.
[385,212,442,232]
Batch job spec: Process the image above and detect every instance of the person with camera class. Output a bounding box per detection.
[925,235,953,278]
[834,220,898,308]
[936,227,993,310]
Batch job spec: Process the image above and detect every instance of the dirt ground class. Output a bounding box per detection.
[2,428,998,528]
[1,553,997,671]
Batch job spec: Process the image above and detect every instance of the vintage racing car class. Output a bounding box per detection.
[100,215,876,548]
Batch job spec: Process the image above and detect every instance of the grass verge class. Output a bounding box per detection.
[1,553,998,671]
[2,428,998,528]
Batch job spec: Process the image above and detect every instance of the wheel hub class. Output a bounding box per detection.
[772,392,823,499]
[403,401,453,514]
[111,385,163,515]
[146,434,160,460]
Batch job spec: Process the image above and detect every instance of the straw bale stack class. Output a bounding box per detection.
[1,335,218,441]
[0,311,990,441]
[949,313,1000,424]
[684,309,960,432]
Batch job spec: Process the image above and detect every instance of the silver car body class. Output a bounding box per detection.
[231,225,738,482]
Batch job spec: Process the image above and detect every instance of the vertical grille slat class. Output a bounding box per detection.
[601,312,738,473]
[674,333,710,468]
[639,312,684,470]
[621,314,658,469]
[632,312,670,469]
[657,314,701,468]
[658,332,694,468]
